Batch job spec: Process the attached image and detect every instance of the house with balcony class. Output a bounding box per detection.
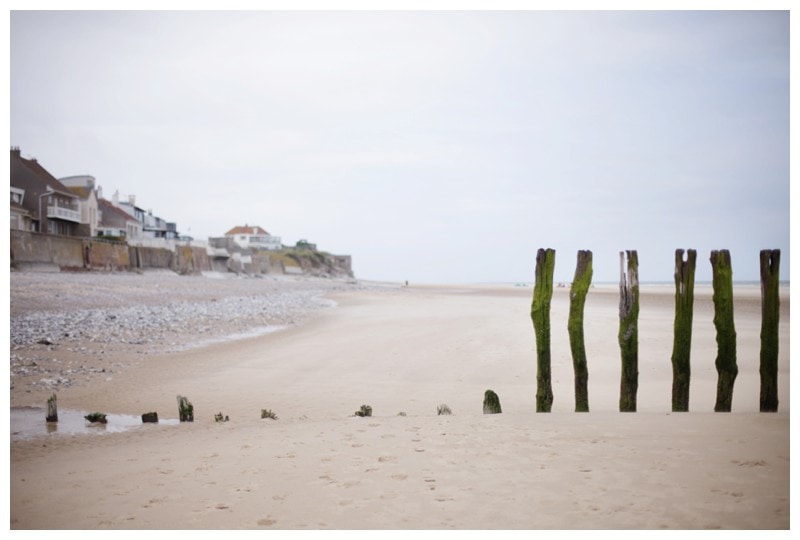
[224,225,282,251]
[60,175,100,237]
[10,147,82,236]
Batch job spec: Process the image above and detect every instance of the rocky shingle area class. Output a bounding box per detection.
[10,270,383,398]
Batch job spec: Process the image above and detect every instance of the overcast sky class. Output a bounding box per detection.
[10,9,790,284]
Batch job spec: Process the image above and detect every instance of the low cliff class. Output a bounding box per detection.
[269,249,353,278]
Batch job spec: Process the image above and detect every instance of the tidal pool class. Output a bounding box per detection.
[10,407,179,441]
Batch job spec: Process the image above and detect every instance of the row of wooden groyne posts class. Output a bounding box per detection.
[532,248,782,413]
[39,247,782,427]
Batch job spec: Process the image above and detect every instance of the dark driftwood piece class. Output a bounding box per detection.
[531,248,556,412]
[84,412,107,424]
[671,249,697,412]
[483,390,502,414]
[711,250,737,412]
[618,250,639,412]
[46,393,58,423]
[177,395,194,422]
[759,249,781,412]
[568,250,593,412]
[141,412,159,423]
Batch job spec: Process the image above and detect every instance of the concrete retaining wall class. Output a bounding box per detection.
[12,231,208,275]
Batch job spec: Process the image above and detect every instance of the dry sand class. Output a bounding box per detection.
[8,273,790,529]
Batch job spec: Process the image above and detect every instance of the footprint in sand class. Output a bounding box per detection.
[143,497,165,508]
[378,456,398,463]
[732,459,767,467]
[257,518,277,526]
[391,474,408,481]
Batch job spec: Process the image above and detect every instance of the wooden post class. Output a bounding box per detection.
[141,412,159,423]
[759,249,780,412]
[177,395,194,422]
[711,250,737,412]
[671,249,697,412]
[568,250,592,412]
[46,393,58,423]
[618,250,639,412]
[483,389,502,414]
[531,248,556,412]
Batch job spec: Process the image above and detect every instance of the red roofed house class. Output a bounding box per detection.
[224,225,282,251]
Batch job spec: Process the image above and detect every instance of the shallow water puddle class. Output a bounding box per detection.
[10,407,179,441]
[175,324,288,351]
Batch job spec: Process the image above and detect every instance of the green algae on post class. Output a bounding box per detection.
[177,395,194,422]
[671,249,697,412]
[710,250,737,412]
[759,249,781,412]
[568,250,592,412]
[531,248,556,412]
[618,250,639,412]
[483,389,502,414]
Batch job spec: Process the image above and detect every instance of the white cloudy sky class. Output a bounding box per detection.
[10,9,791,283]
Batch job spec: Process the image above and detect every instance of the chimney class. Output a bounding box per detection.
[113,190,119,205]
[129,194,136,206]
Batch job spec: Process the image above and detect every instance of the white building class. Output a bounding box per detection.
[224,225,282,251]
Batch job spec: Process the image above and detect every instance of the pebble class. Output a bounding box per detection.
[10,271,395,393]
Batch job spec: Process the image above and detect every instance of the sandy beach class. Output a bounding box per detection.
[9,271,790,529]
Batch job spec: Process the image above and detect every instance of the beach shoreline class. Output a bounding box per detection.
[9,270,790,529]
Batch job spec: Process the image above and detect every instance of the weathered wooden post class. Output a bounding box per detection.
[711,250,737,412]
[177,395,194,422]
[759,249,781,412]
[671,249,697,412]
[618,250,639,412]
[46,393,58,423]
[84,412,107,424]
[568,250,592,412]
[483,389,502,414]
[531,248,556,412]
